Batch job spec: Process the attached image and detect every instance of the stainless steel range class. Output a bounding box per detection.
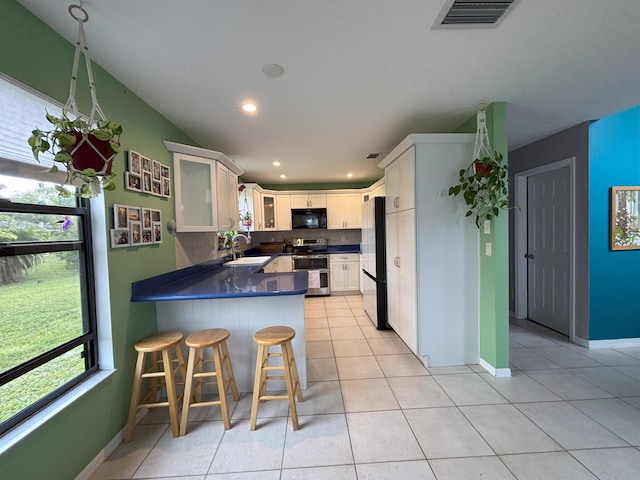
[291,238,330,296]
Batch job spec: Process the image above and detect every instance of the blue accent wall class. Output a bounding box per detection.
[589,106,640,340]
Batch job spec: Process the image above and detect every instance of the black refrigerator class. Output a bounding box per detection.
[361,196,388,329]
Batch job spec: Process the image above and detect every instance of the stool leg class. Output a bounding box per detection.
[213,344,232,430]
[174,342,188,386]
[220,340,239,401]
[284,342,303,402]
[124,351,146,443]
[281,343,299,431]
[193,348,203,403]
[148,351,160,410]
[258,346,269,400]
[163,348,180,437]
[179,346,197,436]
[250,344,267,430]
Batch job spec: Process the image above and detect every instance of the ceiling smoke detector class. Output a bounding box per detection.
[433,0,520,29]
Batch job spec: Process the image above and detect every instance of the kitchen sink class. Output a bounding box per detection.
[223,255,272,267]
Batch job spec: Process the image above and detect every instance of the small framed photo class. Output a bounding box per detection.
[126,172,141,192]
[152,222,163,244]
[142,208,152,230]
[152,181,162,196]
[114,204,129,229]
[161,164,170,179]
[162,177,171,197]
[128,150,142,175]
[152,160,161,181]
[128,206,141,223]
[110,228,130,248]
[611,186,640,250]
[141,230,153,244]
[141,156,152,172]
[151,209,161,224]
[130,221,142,245]
[142,171,152,193]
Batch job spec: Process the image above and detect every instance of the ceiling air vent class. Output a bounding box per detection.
[433,0,520,29]
[366,153,380,160]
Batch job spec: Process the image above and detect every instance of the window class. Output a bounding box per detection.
[0,176,99,435]
[0,74,103,436]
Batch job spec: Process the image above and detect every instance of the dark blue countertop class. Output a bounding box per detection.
[328,244,360,254]
[131,254,308,302]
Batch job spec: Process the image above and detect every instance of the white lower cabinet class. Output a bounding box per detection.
[330,253,360,293]
[263,255,292,273]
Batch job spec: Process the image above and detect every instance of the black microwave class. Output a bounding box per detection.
[291,208,327,229]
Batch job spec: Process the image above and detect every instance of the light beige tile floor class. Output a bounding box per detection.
[90,296,640,479]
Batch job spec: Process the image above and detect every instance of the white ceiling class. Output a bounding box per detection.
[16,0,640,186]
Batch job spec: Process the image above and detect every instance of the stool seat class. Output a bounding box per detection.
[186,328,230,348]
[180,328,239,434]
[253,325,295,345]
[124,331,186,443]
[250,326,302,431]
[134,331,183,352]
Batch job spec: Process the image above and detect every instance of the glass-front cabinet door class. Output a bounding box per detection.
[262,194,276,230]
[173,153,217,231]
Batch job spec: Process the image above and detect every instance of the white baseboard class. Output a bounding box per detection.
[479,358,511,377]
[584,337,640,349]
[75,409,147,480]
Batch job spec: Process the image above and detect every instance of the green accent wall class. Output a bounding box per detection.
[0,2,195,478]
[453,103,510,370]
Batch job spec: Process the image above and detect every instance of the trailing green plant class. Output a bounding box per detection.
[448,151,509,228]
[27,111,122,198]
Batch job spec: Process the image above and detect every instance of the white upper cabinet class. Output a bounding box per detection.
[291,194,326,209]
[172,153,218,232]
[262,193,277,230]
[164,141,244,233]
[276,194,292,230]
[216,162,238,231]
[252,188,263,231]
[326,193,362,229]
[383,145,415,214]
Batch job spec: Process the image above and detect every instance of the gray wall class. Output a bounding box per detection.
[508,122,590,339]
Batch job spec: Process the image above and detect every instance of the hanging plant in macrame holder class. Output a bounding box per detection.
[448,105,510,228]
[28,3,123,198]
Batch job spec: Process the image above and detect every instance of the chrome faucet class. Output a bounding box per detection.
[231,233,250,260]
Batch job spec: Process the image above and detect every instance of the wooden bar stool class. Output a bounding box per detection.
[180,328,239,434]
[250,326,303,431]
[124,331,186,443]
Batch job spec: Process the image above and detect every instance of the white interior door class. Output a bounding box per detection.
[527,166,571,335]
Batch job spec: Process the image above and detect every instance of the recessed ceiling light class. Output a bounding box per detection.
[280,174,286,179]
[262,63,285,78]
[273,161,281,167]
[347,173,353,178]
[242,102,257,113]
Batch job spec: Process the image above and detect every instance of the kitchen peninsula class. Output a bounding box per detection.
[131,255,308,392]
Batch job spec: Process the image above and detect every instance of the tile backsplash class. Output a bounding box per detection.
[175,229,361,269]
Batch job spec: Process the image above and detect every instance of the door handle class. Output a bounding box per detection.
[525,253,535,259]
